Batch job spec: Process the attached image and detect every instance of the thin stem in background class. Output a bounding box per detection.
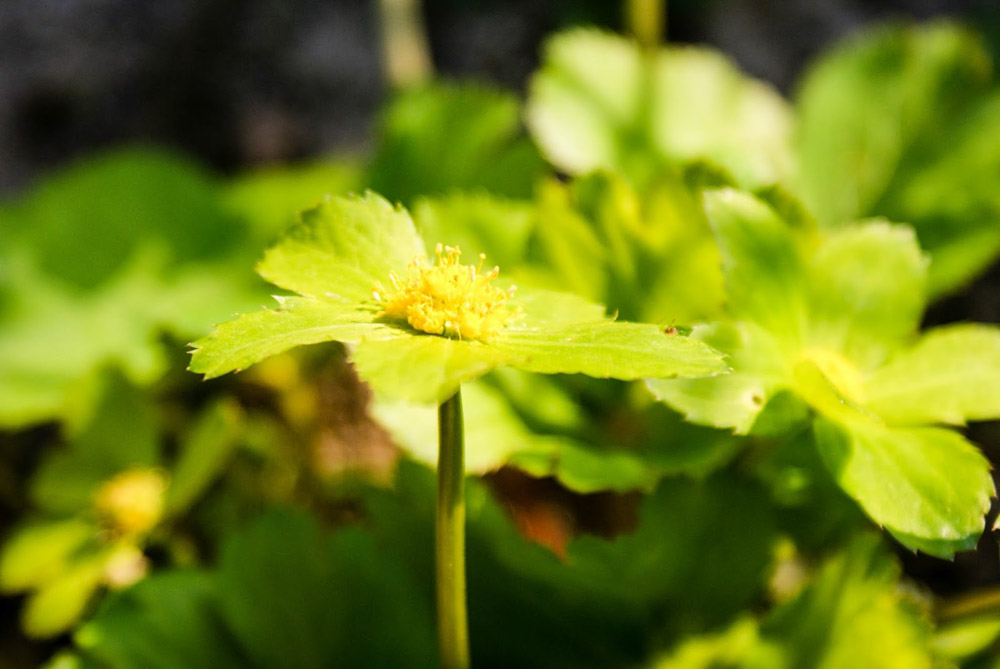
[626,0,666,50]
[437,390,469,669]
[377,0,433,88]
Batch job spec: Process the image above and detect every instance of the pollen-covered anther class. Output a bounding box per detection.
[373,244,519,339]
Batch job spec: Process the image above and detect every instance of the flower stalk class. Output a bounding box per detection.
[436,389,469,669]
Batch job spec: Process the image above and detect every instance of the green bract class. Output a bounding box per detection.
[189,192,727,404]
[648,188,998,558]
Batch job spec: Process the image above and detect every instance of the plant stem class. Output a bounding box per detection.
[377,0,433,88]
[437,390,469,669]
[626,0,665,50]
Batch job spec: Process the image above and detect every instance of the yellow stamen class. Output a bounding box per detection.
[373,244,517,339]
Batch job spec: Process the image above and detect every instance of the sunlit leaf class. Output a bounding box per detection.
[647,322,788,434]
[864,324,1000,426]
[814,419,994,557]
[704,189,807,346]
[806,223,926,369]
[255,192,426,302]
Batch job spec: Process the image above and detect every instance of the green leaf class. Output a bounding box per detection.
[368,82,544,203]
[216,510,436,669]
[761,535,935,669]
[864,324,1000,426]
[704,189,808,346]
[806,223,926,369]
[365,461,777,668]
[76,571,248,669]
[652,618,784,669]
[933,615,1000,662]
[23,559,105,639]
[0,148,239,289]
[494,319,728,380]
[164,399,243,515]
[412,193,534,271]
[255,192,425,302]
[0,520,94,593]
[189,295,395,379]
[814,418,994,557]
[647,322,789,434]
[795,21,991,227]
[222,160,363,244]
[0,152,268,427]
[0,262,168,429]
[794,21,1000,295]
[31,374,160,514]
[527,29,793,188]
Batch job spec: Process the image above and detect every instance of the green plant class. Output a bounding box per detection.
[188,192,726,667]
[4,8,1000,669]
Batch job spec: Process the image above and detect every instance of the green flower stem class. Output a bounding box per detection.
[437,389,470,669]
[626,0,665,50]
[377,0,433,88]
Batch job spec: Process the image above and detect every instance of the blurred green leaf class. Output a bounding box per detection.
[704,189,808,346]
[365,460,777,668]
[651,188,997,555]
[651,618,783,669]
[23,558,105,639]
[164,399,242,515]
[76,571,248,669]
[372,379,581,476]
[31,374,159,514]
[0,148,240,289]
[795,21,1000,295]
[806,223,927,369]
[0,520,94,593]
[527,29,793,188]
[368,82,544,203]
[530,171,726,325]
[216,510,437,669]
[222,160,363,245]
[761,535,935,668]
[0,150,268,428]
[933,615,1000,663]
[412,192,534,270]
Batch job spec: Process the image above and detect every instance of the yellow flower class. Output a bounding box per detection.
[94,468,168,537]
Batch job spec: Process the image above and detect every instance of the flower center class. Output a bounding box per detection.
[373,244,517,340]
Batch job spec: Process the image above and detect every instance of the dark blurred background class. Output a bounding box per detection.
[0,0,997,196]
